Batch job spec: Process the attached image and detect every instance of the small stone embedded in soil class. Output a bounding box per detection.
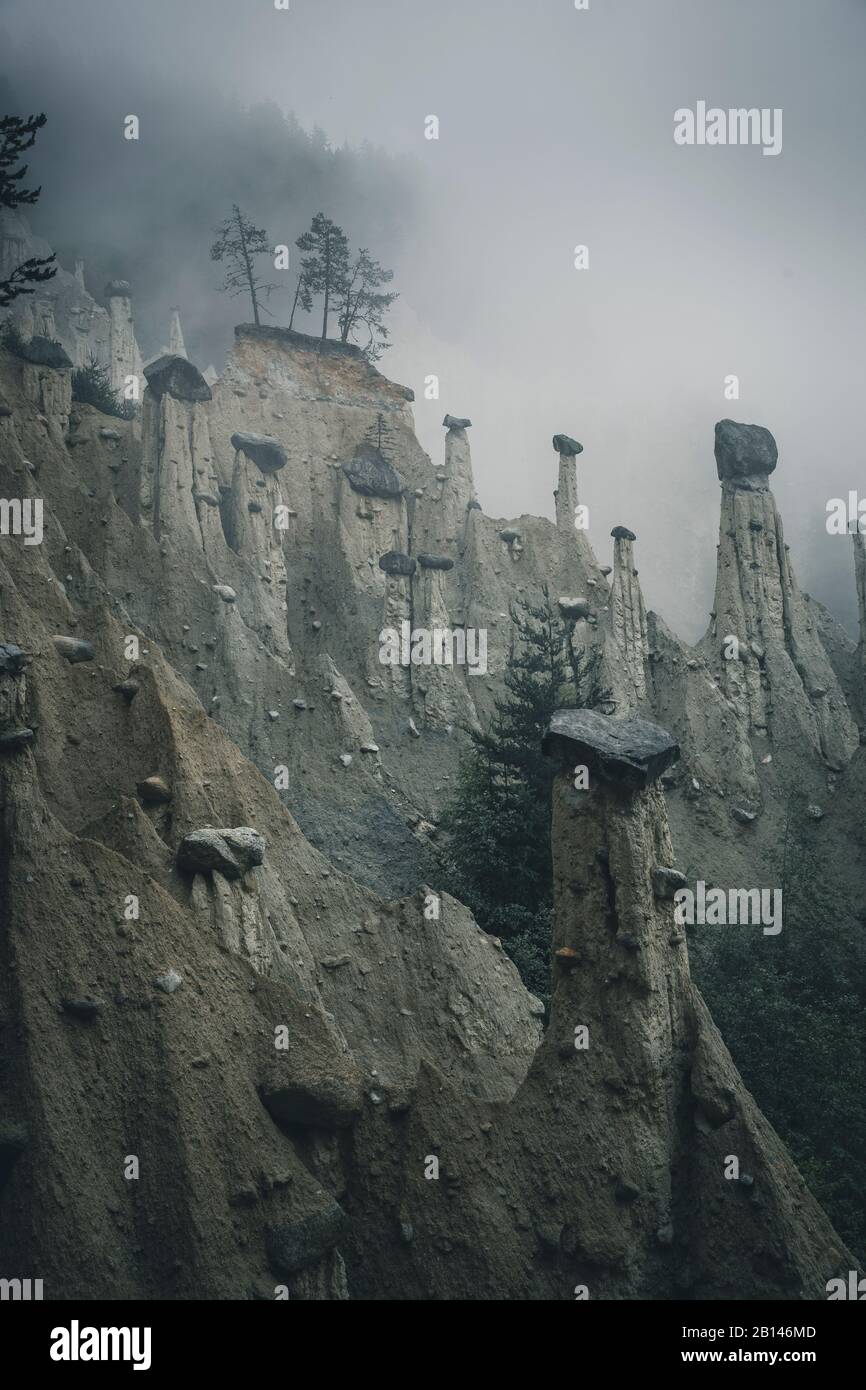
[61,996,105,1020]
[154,969,183,994]
[52,636,95,664]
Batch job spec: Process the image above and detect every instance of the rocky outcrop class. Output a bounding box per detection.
[0,297,861,1302]
[230,431,287,474]
[609,525,649,704]
[1,211,142,378]
[177,826,265,877]
[143,354,212,404]
[476,714,855,1298]
[700,420,857,773]
[105,280,143,397]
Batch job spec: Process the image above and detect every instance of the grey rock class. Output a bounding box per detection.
[154,969,183,994]
[543,709,679,788]
[0,643,28,674]
[137,776,172,804]
[652,866,688,899]
[61,996,104,1021]
[615,1179,641,1202]
[0,395,12,418]
[0,727,34,752]
[442,415,471,429]
[19,336,73,369]
[611,525,637,542]
[266,1203,348,1276]
[416,553,454,571]
[342,442,404,498]
[212,584,237,603]
[378,551,416,577]
[807,804,824,821]
[499,529,521,544]
[230,431,287,474]
[552,434,583,457]
[52,636,95,664]
[714,419,778,482]
[144,354,212,403]
[104,280,132,298]
[259,1070,360,1129]
[99,427,121,440]
[557,596,591,620]
[112,680,139,703]
[731,806,758,824]
[177,827,265,878]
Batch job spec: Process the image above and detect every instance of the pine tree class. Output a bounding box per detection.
[440,586,604,999]
[363,411,397,460]
[0,113,57,309]
[71,354,135,419]
[287,269,312,331]
[210,204,277,327]
[294,213,350,341]
[336,248,397,361]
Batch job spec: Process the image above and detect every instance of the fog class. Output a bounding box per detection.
[2,0,864,639]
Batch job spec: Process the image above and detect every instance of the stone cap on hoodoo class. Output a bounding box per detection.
[611,525,636,542]
[552,434,583,457]
[144,354,212,403]
[443,414,471,430]
[714,419,778,483]
[542,709,679,788]
[343,441,404,498]
[231,431,287,474]
[19,335,73,369]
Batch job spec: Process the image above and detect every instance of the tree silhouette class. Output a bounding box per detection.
[210,204,277,327]
[295,212,349,340]
[363,411,397,461]
[0,113,57,309]
[336,248,397,362]
[288,268,312,331]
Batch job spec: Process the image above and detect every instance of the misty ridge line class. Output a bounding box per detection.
[2,1,861,640]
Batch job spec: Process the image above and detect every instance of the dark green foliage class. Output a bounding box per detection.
[0,113,56,307]
[295,213,350,341]
[71,355,135,418]
[295,215,397,359]
[363,412,397,461]
[691,797,866,1262]
[337,248,397,362]
[440,587,604,1002]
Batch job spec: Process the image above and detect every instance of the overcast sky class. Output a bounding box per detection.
[2,0,864,639]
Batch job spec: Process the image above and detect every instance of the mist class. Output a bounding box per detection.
[1,0,864,640]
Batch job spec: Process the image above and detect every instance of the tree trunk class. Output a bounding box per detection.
[288,276,301,331]
[321,233,331,339]
[236,206,260,327]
